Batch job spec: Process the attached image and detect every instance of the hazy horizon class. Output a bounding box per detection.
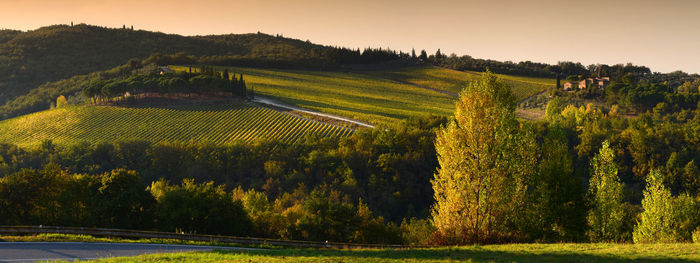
[2,0,699,74]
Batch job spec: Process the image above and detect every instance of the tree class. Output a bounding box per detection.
[149,179,252,236]
[419,50,428,61]
[633,169,675,243]
[587,141,626,242]
[238,74,247,97]
[222,69,230,81]
[556,74,561,90]
[523,125,586,241]
[545,97,565,123]
[92,169,155,229]
[56,95,68,108]
[431,71,535,244]
[411,48,416,59]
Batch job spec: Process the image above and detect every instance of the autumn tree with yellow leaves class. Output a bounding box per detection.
[431,71,536,244]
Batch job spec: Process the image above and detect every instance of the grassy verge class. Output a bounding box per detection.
[80,243,699,262]
[0,233,277,249]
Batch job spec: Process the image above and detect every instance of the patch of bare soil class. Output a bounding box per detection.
[516,108,545,121]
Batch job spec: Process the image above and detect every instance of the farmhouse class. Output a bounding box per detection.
[579,77,610,90]
[563,81,577,91]
[563,77,610,91]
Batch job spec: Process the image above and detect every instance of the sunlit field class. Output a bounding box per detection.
[172,65,457,126]
[0,101,351,147]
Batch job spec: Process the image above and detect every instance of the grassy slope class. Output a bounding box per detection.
[0,101,351,148]
[173,66,457,126]
[172,66,551,126]
[86,243,700,263]
[0,24,330,104]
[365,66,554,99]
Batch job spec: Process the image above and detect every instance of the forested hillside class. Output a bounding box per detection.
[0,24,397,107]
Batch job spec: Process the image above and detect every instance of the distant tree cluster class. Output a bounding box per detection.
[81,66,247,103]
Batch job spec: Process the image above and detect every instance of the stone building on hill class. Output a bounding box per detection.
[563,77,610,91]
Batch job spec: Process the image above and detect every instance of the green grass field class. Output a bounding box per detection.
[83,243,699,263]
[0,101,352,148]
[172,66,553,126]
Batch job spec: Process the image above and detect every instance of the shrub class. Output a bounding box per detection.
[693,227,700,243]
[56,95,68,108]
[400,218,436,246]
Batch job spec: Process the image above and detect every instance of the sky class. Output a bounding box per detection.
[2,0,699,73]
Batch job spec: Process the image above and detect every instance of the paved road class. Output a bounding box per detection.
[253,96,375,128]
[0,242,253,262]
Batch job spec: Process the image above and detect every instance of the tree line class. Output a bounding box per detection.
[81,66,248,103]
[0,165,407,243]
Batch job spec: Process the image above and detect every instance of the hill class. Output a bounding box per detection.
[172,66,457,125]
[364,66,554,98]
[170,65,552,126]
[0,100,351,147]
[0,24,387,107]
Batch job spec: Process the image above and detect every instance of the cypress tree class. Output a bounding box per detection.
[556,74,561,90]
[419,50,428,60]
[239,75,246,97]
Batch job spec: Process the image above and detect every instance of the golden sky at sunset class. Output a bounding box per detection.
[2,0,699,73]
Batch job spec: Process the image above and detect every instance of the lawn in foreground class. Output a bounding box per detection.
[83,243,699,263]
[0,234,275,249]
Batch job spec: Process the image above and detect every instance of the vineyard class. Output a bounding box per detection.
[171,65,457,126]
[170,65,553,126]
[0,102,353,147]
[366,66,555,99]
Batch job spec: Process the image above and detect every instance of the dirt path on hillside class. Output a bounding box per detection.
[253,96,375,128]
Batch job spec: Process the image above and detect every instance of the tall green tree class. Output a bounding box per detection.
[587,140,626,242]
[523,125,586,241]
[431,71,535,244]
[633,169,675,243]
